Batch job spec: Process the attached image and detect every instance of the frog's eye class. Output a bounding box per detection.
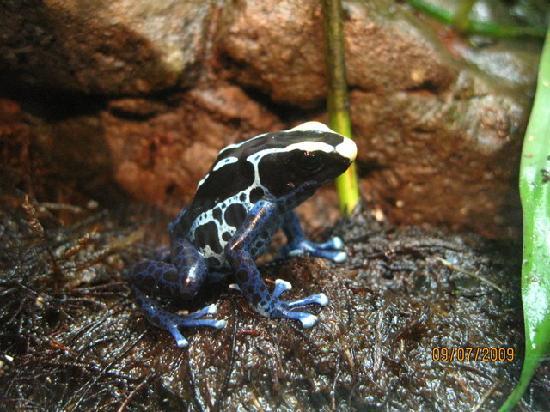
[302,152,322,173]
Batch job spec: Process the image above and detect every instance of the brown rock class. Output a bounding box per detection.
[351,78,524,238]
[101,85,282,212]
[25,84,281,212]
[218,0,327,106]
[218,0,455,106]
[0,0,214,94]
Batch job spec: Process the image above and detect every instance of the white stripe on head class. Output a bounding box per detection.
[246,142,332,164]
[286,141,334,153]
[290,122,338,134]
[290,121,334,133]
[219,122,338,157]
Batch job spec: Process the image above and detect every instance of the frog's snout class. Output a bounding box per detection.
[335,137,357,162]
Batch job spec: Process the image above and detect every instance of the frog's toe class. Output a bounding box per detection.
[287,293,329,308]
[179,306,227,330]
[288,248,346,263]
[329,250,346,263]
[154,310,226,348]
[185,303,218,319]
[305,237,345,251]
[152,310,192,348]
[272,279,292,299]
[284,311,319,329]
[271,281,328,307]
[166,324,189,348]
[272,304,324,329]
[271,291,329,328]
[329,236,345,250]
[181,317,227,330]
[283,239,347,263]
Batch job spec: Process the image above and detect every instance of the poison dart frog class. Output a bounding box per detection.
[129,122,358,347]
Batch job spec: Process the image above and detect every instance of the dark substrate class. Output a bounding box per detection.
[0,196,549,411]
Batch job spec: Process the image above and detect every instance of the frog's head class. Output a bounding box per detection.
[224,122,357,200]
[195,122,357,210]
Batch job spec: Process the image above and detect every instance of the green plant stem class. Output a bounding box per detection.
[499,28,550,412]
[322,0,359,215]
[454,0,475,32]
[407,0,546,39]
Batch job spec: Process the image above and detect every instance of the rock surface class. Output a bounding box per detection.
[219,0,455,106]
[33,85,282,212]
[103,85,282,209]
[0,0,542,238]
[0,0,214,94]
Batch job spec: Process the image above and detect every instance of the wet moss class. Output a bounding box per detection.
[1,194,548,411]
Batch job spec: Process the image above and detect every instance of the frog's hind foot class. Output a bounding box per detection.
[282,236,346,263]
[131,286,226,348]
[270,279,329,329]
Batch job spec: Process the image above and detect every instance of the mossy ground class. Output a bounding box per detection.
[1,188,548,410]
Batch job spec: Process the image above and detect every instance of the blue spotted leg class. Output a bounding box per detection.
[128,237,226,348]
[225,201,329,328]
[280,211,346,263]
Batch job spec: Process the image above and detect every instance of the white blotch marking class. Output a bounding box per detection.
[190,188,256,262]
[336,137,357,161]
[206,304,217,314]
[212,156,238,171]
[202,244,216,259]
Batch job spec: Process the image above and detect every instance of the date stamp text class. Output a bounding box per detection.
[432,347,515,362]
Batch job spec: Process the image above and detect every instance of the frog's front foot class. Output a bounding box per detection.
[282,236,346,263]
[131,286,226,349]
[269,279,329,328]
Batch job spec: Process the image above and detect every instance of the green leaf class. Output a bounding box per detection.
[406,0,546,38]
[500,28,550,412]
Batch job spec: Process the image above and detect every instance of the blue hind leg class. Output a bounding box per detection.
[128,237,226,348]
[280,211,346,263]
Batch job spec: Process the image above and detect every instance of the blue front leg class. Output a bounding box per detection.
[128,237,226,348]
[225,201,329,328]
[281,211,346,263]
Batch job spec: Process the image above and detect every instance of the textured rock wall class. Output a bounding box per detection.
[1,0,212,93]
[0,0,540,238]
